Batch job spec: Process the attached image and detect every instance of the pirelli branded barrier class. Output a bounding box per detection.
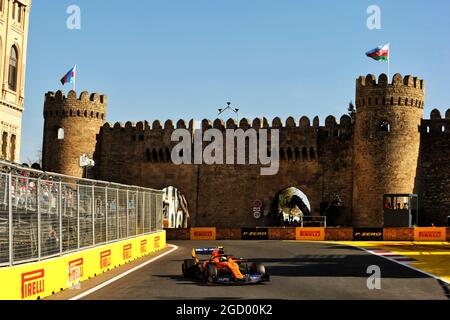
[353,228,384,241]
[413,227,446,241]
[165,227,450,241]
[0,231,166,300]
[295,228,325,241]
[241,228,269,240]
[190,227,217,240]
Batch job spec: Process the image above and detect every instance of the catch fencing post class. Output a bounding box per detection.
[105,186,108,242]
[142,191,145,234]
[150,193,153,232]
[37,179,41,260]
[59,181,63,255]
[77,185,80,250]
[135,190,138,235]
[8,172,12,266]
[92,185,95,245]
[116,189,119,239]
[126,189,129,238]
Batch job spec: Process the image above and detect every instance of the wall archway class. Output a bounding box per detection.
[162,186,190,229]
[272,187,311,226]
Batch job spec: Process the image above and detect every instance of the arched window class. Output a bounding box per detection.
[380,121,390,132]
[302,147,308,161]
[8,46,18,91]
[165,148,171,162]
[146,149,151,162]
[309,147,316,160]
[2,132,8,158]
[152,149,158,162]
[57,128,64,140]
[279,148,286,161]
[10,135,16,162]
[294,148,300,161]
[287,148,293,161]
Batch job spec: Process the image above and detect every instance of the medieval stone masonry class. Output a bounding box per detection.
[42,73,450,228]
[0,0,32,163]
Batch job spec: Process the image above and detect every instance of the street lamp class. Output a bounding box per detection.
[218,102,239,123]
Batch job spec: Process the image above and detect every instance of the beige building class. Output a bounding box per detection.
[0,0,31,162]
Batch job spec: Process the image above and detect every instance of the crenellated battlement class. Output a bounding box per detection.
[101,114,353,133]
[98,114,355,166]
[45,90,107,104]
[44,90,107,120]
[356,73,425,110]
[356,73,425,90]
[421,108,450,134]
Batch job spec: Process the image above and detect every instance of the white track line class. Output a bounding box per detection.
[355,245,450,285]
[69,244,178,300]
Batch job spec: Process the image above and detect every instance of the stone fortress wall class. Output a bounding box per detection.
[41,73,450,227]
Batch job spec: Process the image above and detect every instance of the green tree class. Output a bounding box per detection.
[348,101,356,122]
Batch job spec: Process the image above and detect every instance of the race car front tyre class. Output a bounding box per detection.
[250,263,266,276]
[204,263,218,284]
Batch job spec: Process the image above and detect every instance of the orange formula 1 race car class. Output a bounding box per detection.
[182,246,270,284]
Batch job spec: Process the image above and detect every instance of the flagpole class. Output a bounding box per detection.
[73,65,77,92]
[387,43,390,80]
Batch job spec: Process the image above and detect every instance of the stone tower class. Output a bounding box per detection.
[0,0,32,162]
[42,90,107,177]
[353,73,425,227]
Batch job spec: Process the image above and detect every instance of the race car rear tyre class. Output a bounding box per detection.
[204,263,218,284]
[182,259,196,277]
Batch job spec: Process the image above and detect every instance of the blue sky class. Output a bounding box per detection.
[21,0,450,162]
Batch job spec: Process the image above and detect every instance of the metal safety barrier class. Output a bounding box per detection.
[0,161,164,267]
[298,216,327,227]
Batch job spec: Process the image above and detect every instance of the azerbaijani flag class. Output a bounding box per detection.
[60,65,77,85]
[366,44,389,61]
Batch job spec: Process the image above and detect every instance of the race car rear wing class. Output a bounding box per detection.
[191,246,224,258]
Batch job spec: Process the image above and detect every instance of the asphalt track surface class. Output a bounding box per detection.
[79,241,450,300]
